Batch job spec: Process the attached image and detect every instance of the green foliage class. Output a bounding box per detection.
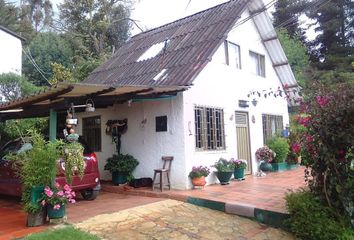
[8,130,62,213]
[49,62,76,85]
[0,118,48,147]
[24,226,99,240]
[0,73,42,101]
[212,158,234,172]
[104,154,139,174]
[24,202,41,214]
[298,81,354,224]
[61,142,85,184]
[285,189,353,240]
[23,32,74,86]
[266,136,289,163]
[276,28,310,87]
[188,166,210,179]
[58,0,131,58]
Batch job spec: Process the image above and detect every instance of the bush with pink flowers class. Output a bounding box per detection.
[41,182,76,210]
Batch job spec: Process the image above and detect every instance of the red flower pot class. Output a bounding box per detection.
[191,176,206,188]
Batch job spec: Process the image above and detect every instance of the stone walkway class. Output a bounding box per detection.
[76,199,295,240]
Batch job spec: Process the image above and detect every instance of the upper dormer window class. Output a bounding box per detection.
[249,51,265,77]
[225,41,241,69]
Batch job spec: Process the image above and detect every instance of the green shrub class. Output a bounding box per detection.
[285,189,353,240]
[266,136,289,163]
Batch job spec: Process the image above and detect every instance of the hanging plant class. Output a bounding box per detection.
[62,142,84,184]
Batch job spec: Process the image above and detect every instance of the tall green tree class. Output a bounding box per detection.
[20,0,54,33]
[58,0,132,59]
[277,28,310,87]
[22,32,74,86]
[273,0,308,40]
[306,0,354,72]
[0,0,34,40]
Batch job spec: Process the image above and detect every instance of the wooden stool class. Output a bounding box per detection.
[152,156,173,191]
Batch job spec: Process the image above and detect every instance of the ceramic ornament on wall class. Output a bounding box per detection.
[105,119,128,154]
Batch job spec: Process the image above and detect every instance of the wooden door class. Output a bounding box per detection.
[235,112,252,173]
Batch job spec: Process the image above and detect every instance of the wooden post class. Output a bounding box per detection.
[49,109,57,142]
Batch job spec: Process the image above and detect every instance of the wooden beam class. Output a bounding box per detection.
[0,86,74,111]
[262,36,278,42]
[86,87,116,98]
[273,62,289,68]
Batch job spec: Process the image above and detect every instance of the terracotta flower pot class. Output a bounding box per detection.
[191,176,206,188]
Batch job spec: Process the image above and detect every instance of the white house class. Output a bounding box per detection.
[0,0,297,189]
[0,26,24,75]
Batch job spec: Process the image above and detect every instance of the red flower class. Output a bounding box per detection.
[316,95,330,107]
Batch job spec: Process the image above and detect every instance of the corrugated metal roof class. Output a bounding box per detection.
[83,0,297,89]
[83,0,250,87]
[248,0,298,88]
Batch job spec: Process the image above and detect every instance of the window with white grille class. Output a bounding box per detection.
[262,114,283,144]
[195,106,225,151]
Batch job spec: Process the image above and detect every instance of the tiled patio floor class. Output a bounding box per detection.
[103,167,307,214]
[0,192,162,239]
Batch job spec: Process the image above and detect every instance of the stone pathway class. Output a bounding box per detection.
[76,199,294,240]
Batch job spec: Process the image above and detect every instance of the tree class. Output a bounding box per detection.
[22,32,74,86]
[306,0,354,71]
[277,28,310,87]
[0,73,41,102]
[58,0,132,58]
[0,0,34,40]
[272,0,308,40]
[20,0,54,33]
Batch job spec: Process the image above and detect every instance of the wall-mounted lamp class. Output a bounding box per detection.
[85,99,95,112]
[251,98,258,107]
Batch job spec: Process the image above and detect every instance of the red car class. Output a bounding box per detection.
[0,137,100,200]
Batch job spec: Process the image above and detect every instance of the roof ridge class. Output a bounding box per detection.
[131,0,239,39]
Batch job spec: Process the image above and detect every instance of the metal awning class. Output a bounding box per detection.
[0,82,187,121]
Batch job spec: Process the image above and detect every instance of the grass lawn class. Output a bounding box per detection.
[24,226,99,240]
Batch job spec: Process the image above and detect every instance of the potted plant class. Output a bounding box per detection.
[266,136,290,172]
[231,158,247,180]
[286,142,301,170]
[60,141,85,184]
[255,146,275,172]
[8,131,61,226]
[212,158,234,185]
[188,166,210,188]
[41,182,76,219]
[104,154,139,185]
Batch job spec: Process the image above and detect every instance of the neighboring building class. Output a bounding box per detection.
[0,0,298,189]
[0,26,25,75]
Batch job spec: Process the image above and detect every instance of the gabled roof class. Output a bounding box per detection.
[83,0,297,89]
[0,25,26,42]
[84,0,250,87]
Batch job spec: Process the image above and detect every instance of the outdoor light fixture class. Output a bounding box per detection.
[69,99,96,113]
[251,98,258,107]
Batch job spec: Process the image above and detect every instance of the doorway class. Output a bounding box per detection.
[235,111,252,173]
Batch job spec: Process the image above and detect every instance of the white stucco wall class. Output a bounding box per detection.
[0,29,22,75]
[74,10,292,189]
[75,95,187,189]
[182,10,290,188]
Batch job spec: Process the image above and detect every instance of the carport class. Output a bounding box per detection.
[0,82,185,141]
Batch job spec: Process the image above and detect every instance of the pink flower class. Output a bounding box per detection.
[44,186,53,197]
[316,95,330,107]
[54,182,60,189]
[306,135,313,142]
[291,143,301,154]
[63,184,71,191]
[71,191,76,197]
[41,200,46,206]
[298,117,310,127]
[57,191,64,197]
[69,199,76,204]
[53,204,61,210]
